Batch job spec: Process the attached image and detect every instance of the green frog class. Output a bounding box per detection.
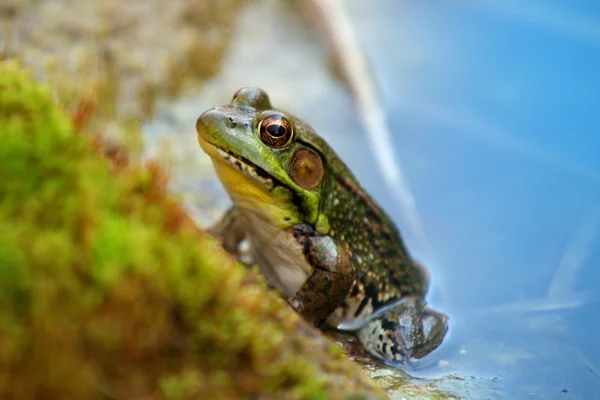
[196,87,448,365]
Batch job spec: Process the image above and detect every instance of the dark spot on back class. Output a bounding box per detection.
[381,318,396,332]
[363,283,390,311]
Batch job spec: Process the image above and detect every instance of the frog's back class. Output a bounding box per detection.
[294,119,429,324]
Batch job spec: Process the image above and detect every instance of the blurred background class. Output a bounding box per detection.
[4,0,599,398]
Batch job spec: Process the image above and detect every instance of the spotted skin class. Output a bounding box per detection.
[197,87,449,365]
[318,174,427,326]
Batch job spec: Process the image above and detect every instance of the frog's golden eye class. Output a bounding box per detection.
[257,114,293,148]
[290,148,324,189]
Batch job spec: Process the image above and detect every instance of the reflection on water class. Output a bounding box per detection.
[145,0,600,398]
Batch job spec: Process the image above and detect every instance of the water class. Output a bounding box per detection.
[146,0,600,397]
[345,1,600,398]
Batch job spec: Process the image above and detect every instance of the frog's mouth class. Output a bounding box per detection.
[198,138,276,190]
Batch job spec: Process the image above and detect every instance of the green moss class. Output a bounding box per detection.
[0,60,387,400]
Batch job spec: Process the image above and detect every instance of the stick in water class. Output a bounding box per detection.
[298,0,443,293]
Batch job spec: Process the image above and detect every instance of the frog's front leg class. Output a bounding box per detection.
[357,296,448,364]
[287,224,356,326]
[207,206,250,263]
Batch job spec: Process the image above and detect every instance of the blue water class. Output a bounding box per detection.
[341,1,600,398]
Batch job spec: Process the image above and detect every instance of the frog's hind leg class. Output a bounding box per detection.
[356,297,449,364]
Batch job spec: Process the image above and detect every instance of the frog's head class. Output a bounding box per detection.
[196,88,328,231]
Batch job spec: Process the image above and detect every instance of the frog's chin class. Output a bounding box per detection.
[199,139,298,231]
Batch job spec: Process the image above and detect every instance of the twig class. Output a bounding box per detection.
[547,207,600,298]
[299,0,439,278]
[468,290,593,315]
[572,346,600,385]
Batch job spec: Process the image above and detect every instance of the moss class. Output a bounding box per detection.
[0,60,387,400]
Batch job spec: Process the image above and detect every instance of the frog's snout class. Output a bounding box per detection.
[196,108,219,142]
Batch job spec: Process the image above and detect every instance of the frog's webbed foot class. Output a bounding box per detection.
[356,296,448,364]
[207,206,253,264]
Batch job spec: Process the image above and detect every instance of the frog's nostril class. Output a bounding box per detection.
[227,116,237,128]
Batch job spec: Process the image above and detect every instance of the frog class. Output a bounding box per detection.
[196,87,448,365]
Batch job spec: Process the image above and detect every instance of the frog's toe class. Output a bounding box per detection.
[412,307,449,359]
[356,299,449,363]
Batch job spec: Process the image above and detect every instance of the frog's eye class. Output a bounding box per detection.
[257,114,293,148]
